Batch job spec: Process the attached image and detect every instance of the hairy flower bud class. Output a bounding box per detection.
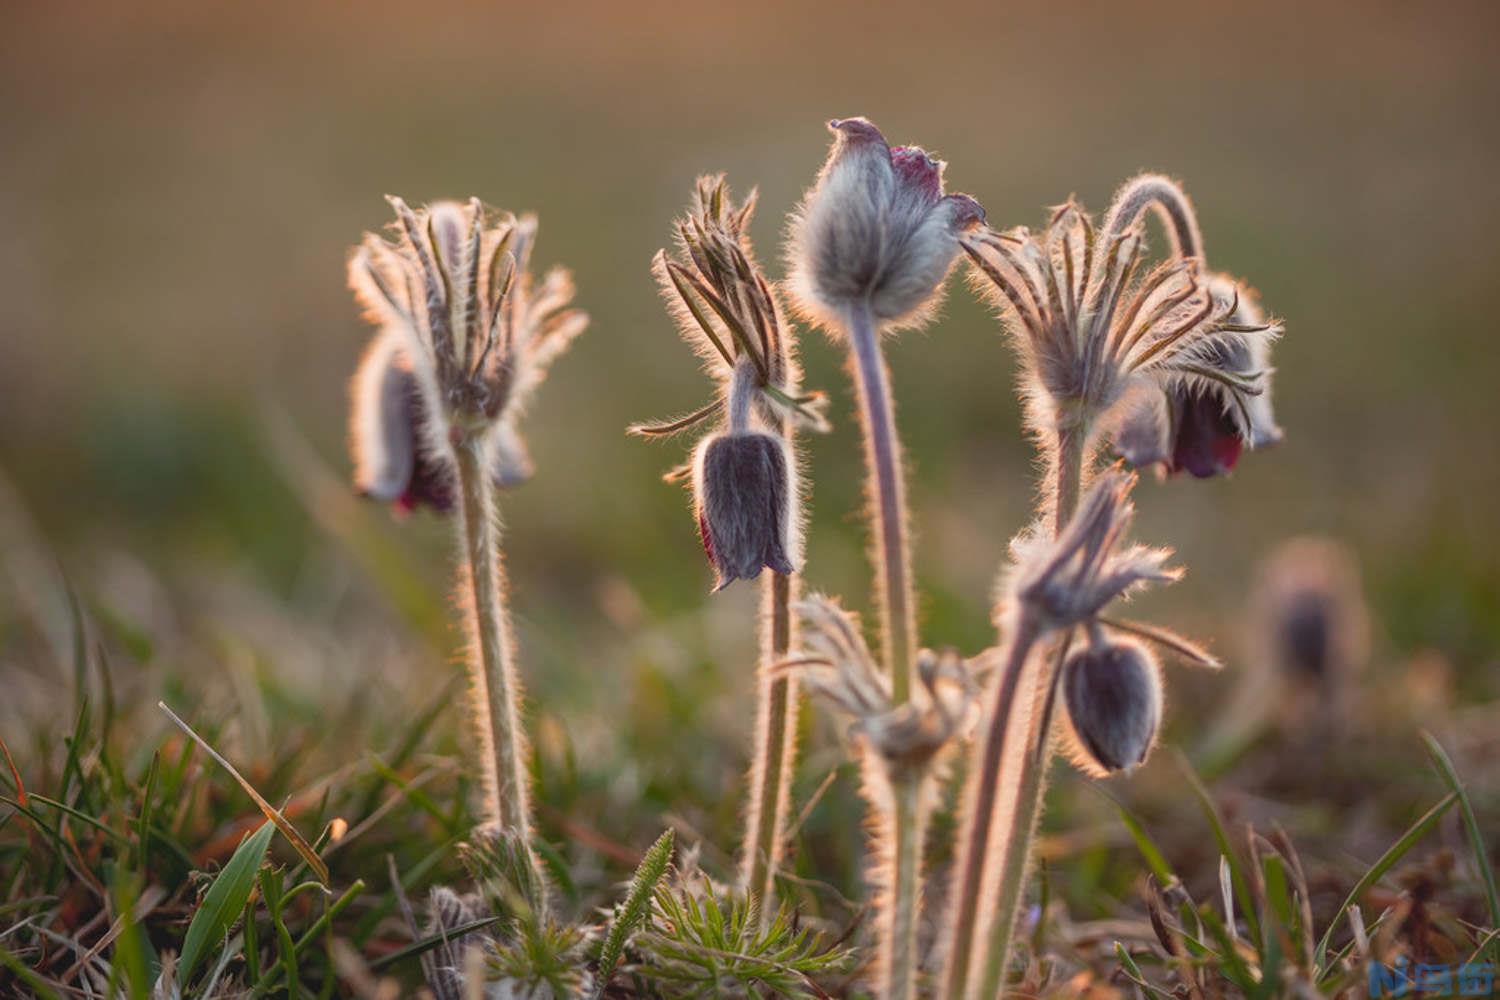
[692,430,795,590]
[787,117,984,331]
[1062,639,1163,776]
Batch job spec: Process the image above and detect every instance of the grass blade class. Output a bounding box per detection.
[1421,731,1499,960]
[1313,791,1458,971]
[158,701,330,884]
[179,820,275,984]
[1174,749,1261,944]
[366,916,503,972]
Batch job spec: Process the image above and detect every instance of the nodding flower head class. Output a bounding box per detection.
[787,117,985,332]
[631,176,825,588]
[1109,273,1283,478]
[693,427,795,590]
[346,197,586,511]
[1061,636,1163,776]
[349,330,535,514]
[790,595,977,773]
[963,192,1281,462]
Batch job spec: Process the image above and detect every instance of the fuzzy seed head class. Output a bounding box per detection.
[1062,638,1163,776]
[693,430,797,590]
[787,117,984,333]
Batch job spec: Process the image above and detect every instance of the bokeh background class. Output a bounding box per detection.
[3,0,1499,927]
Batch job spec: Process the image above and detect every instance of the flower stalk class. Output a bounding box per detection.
[742,568,799,914]
[784,117,982,1000]
[846,300,917,702]
[454,433,532,837]
[844,298,924,997]
[346,198,586,896]
[631,176,824,920]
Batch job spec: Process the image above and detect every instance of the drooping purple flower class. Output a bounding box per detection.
[693,430,795,590]
[349,329,534,515]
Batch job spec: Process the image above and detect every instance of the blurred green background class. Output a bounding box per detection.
[2,1,1497,864]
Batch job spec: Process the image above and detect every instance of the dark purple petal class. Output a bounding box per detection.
[697,432,793,589]
[1168,389,1243,479]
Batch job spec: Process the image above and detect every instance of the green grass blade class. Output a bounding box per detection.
[1110,795,1174,885]
[1421,731,1500,959]
[1113,942,1171,999]
[1173,749,1261,944]
[178,820,276,985]
[595,829,674,997]
[159,701,330,884]
[1313,791,1458,971]
[366,916,503,972]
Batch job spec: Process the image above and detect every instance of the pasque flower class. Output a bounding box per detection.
[782,119,983,999]
[693,415,795,590]
[962,190,1281,475]
[631,175,824,588]
[787,117,984,331]
[350,330,536,513]
[631,175,823,920]
[1096,174,1283,477]
[346,196,585,865]
[348,199,586,510]
[943,470,1218,999]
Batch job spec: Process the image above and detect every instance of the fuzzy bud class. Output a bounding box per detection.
[1062,639,1163,776]
[788,117,984,331]
[692,430,795,590]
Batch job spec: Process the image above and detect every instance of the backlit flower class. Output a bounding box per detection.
[787,117,984,331]
[346,198,585,512]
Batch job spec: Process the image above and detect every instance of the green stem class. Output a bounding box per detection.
[741,570,799,923]
[454,436,534,845]
[888,778,924,1000]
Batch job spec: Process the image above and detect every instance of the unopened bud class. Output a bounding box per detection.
[693,430,795,590]
[787,117,984,331]
[1062,639,1162,776]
